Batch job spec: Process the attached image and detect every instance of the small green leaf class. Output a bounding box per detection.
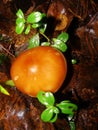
[16,9,24,18]
[0,85,10,95]
[39,24,47,33]
[57,32,69,43]
[32,23,41,28]
[41,13,46,18]
[27,12,42,23]
[41,106,59,123]
[49,113,58,123]
[52,38,67,52]
[16,18,25,25]
[53,106,59,114]
[37,91,49,106]
[5,80,15,87]
[16,23,25,34]
[41,42,50,46]
[25,24,31,34]
[28,33,40,49]
[71,59,77,64]
[37,91,55,106]
[57,100,78,115]
[41,107,54,122]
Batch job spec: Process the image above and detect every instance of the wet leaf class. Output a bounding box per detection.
[52,38,67,52]
[32,23,41,28]
[27,12,42,23]
[71,59,77,64]
[16,9,24,18]
[25,24,31,34]
[28,33,40,49]
[41,42,50,46]
[41,107,54,122]
[49,113,58,123]
[53,106,59,114]
[57,100,78,115]
[57,32,69,43]
[37,91,55,106]
[16,23,25,34]
[0,85,10,95]
[5,80,15,87]
[16,18,25,25]
[39,24,47,33]
[41,106,59,122]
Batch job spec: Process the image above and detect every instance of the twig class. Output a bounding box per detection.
[0,44,15,58]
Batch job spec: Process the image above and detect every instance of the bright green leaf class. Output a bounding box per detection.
[16,18,25,25]
[16,23,25,34]
[5,80,15,87]
[25,24,31,34]
[39,24,47,33]
[59,100,71,103]
[16,9,24,18]
[62,108,74,115]
[0,85,10,95]
[39,91,55,106]
[37,91,55,106]
[41,107,54,122]
[71,59,77,64]
[53,106,59,114]
[57,100,78,110]
[41,106,59,123]
[27,12,42,23]
[32,23,41,28]
[56,100,78,115]
[28,33,40,49]
[37,91,49,106]
[41,91,55,106]
[41,13,46,18]
[52,38,67,52]
[57,32,69,43]
[49,113,58,123]
[41,42,50,46]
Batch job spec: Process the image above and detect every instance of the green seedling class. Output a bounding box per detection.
[37,91,78,130]
[15,9,68,52]
[16,9,47,34]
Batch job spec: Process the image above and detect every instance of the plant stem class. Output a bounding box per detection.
[40,32,50,42]
[0,44,15,58]
[69,121,76,130]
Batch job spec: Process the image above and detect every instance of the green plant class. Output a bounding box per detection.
[15,9,68,52]
[37,91,78,130]
[16,9,47,34]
